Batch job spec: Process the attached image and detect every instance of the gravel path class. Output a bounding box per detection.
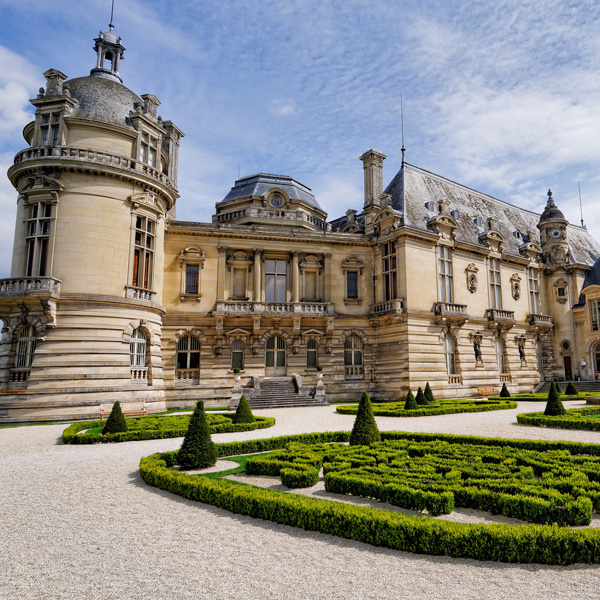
[2,401,600,600]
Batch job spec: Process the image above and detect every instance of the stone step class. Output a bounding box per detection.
[537,381,600,393]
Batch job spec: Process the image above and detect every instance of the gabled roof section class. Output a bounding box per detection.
[384,163,600,265]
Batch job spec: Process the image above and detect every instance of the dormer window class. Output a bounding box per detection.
[40,113,60,146]
[474,217,482,227]
[140,132,158,167]
[269,194,284,208]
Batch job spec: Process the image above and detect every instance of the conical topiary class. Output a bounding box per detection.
[404,389,418,410]
[544,381,566,416]
[554,380,563,394]
[500,382,511,397]
[232,394,255,424]
[415,386,427,406]
[565,381,579,396]
[102,401,127,435]
[178,400,217,469]
[349,391,380,446]
[424,382,435,405]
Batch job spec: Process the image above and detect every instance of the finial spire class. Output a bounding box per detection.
[401,94,406,166]
[546,189,555,207]
[110,0,115,27]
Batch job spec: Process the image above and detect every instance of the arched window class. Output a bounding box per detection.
[130,327,148,367]
[231,340,244,371]
[306,339,318,368]
[444,333,456,375]
[15,325,37,369]
[176,335,200,372]
[496,337,505,374]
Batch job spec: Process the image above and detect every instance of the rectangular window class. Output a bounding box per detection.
[185,264,199,294]
[437,246,453,303]
[382,241,397,301]
[304,271,317,300]
[40,112,60,146]
[346,271,358,299]
[528,267,540,314]
[489,258,502,309]
[140,132,158,167]
[25,203,53,277]
[265,259,287,302]
[591,299,600,332]
[232,268,246,298]
[132,215,155,289]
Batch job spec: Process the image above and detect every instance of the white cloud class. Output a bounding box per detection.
[270,98,300,117]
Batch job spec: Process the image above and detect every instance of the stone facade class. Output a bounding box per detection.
[2,25,600,422]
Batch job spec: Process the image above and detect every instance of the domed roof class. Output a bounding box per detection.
[63,75,141,131]
[539,189,565,223]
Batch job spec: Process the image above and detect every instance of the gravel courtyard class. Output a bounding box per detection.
[2,402,600,600]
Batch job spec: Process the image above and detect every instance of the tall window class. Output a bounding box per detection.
[528,268,540,314]
[140,132,158,167]
[496,337,505,374]
[132,215,155,289]
[130,328,147,367]
[176,335,200,371]
[231,340,244,371]
[25,203,53,277]
[265,259,287,302]
[306,340,318,368]
[382,241,397,301]
[344,336,363,366]
[40,112,60,146]
[444,333,456,375]
[590,299,600,332]
[346,271,358,299]
[185,264,199,294]
[438,246,453,303]
[489,258,502,309]
[15,325,37,369]
[265,336,286,368]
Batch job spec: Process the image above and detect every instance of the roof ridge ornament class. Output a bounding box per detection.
[546,189,556,208]
[90,3,126,84]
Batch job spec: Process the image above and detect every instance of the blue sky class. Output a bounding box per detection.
[1,0,600,278]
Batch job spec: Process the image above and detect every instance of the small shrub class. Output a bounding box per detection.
[316,365,323,372]
[565,381,579,396]
[101,402,127,435]
[544,381,566,416]
[233,395,255,424]
[281,466,319,488]
[415,387,426,406]
[178,400,217,469]
[233,368,240,374]
[424,382,435,405]
[500,383,511,398]
[349,391,380,446]
[404,389,418,410]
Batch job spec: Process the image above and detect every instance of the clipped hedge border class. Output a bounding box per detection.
[336,400,517,417]
[517,407,600,431]
[490,394,586,402]
[62,415,276,444]
[140,430,600,564]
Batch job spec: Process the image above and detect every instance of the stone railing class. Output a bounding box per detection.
[485,309,515,323]
[448,375,462,384]
[433,302,469,319]
[527,313,553,328]
[13,146,177,193]
[369,299,406,318]
[500,374,512,383]
[125,286,157,302]
[175,369,200,381]
[345,365,364,380]
[214,300,335,316]
[130,368,148,380]
[0,277,61,298]
[9,368,31,382]
[215,207,328,230]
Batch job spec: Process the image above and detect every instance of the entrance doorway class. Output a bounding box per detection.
[265,336,286,376]
[563,356,573,381]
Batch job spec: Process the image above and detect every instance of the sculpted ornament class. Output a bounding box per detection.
[465,264,479,293]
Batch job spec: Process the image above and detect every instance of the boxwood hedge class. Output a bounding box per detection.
[517,406,600,431]
[140,430,600,564]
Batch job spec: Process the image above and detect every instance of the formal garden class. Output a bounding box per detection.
[137,391,600,565]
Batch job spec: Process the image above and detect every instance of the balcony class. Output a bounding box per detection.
[214,300,335,316]
[369,299,406,318]
[0,277,61,299]
[433,302,469,324]
[130,368,148,380]
[125,286,157,302]
[345,365,364,380]
[175,369,200,381]
[527,313,553,328]
[485,309,516,327]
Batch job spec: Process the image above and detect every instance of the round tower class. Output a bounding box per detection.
[0,24,183,421]
[537,189,570,266]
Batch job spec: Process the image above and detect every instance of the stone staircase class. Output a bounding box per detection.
[536,380,600,394]
[247,377,329,409]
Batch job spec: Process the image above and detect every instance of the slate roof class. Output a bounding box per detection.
[383,163,600,266]
[220,173,323,212]
[581,258,600,290]
[64,76,141,132]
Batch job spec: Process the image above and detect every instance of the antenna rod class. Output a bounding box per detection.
[400,94,405,166]
[578,181,585,228]
[110,0,115,26]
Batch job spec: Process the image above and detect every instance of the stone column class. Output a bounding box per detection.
[217,246,228,301]
[253,249,262,301]
[292,251,300,303]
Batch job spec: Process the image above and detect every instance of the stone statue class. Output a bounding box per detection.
[474,341,482,362]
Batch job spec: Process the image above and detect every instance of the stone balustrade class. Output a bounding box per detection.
[369,299,405,317]
[13,146,177,193]
[130,368,148,380]
[448,375,462,384]
[125,286,157,302]
[175,369,200,381]
[0,277,61,298]
[214,300,335,316]
[527,313,553,328]
[485,308,515,323]
[9,368,31,382]
[345,365,364,380]
[433,302,469,319]
[214,207,327,230]
[500,374,512,383]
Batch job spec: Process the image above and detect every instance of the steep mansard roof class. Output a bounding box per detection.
[383,163,600,266]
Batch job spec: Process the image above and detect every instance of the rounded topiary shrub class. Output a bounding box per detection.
[232,394,255,424]
[565,381,579,396]
[102,401,128,435]
[349,391,380,446]
[415,387,426,406]
[178,400,217,469]
[424,382,435,405]
[404,389,418,410]
[544,381,566,416]
[500,383,511,398]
